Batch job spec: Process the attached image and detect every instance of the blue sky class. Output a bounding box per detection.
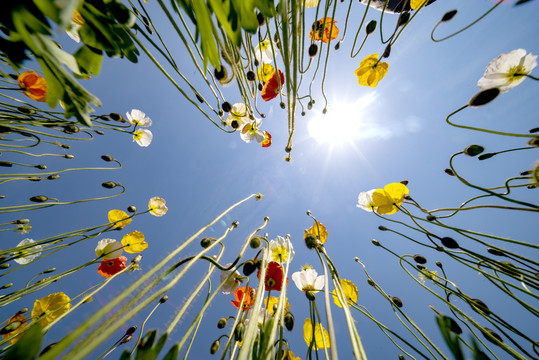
[2,0,538,358]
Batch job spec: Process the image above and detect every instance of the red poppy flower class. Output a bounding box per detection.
[261,131,272,148]
[309,18,339,44]
[257,261,285,291]
[97,256,128,278]
[17,71,48,102]
[261,70,284,102]
[231,286,256,311]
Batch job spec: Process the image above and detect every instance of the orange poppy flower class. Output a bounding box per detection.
[309,18,339,43]
[17,71,48,102]
[257,261,285,291]
[261,131,272,148]
[231,286,256,311]
[261,70,284,102]
[1,314,27,344]
[97,256,128,278]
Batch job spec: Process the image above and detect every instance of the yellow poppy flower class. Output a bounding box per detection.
[331,279,358,308]
[410,0,428,10]
[354,53,389,88]
[31,292,71,327]
[371,183,409,215]
[303,318,330,350]
[257,64,275,84]
[304,221,327,244]
[1,314,27,344]
[121,231,148,253]
[264,296,290,316]
[108,209,132,229]
[281,350,301,360]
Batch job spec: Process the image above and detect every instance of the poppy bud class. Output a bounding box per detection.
[247,71,255,81]
[217,317,228,328]
[200,237,214,248]
[30,195,48,202]
[0,283,13,289]
[17,308,29,314]
[255,193,263,200]
[527,137,539,147]
[249,236,261,249]
[366,20,377,35]
[39,343,57,356]
[63,124,79,134]
[530,126,539,133]
[416,264,426,271]
[398,355,405,360]
[120,335,132,344]
[468,297,490,315]
[464,144,484,157]
[481,328,503,344]
[234,322,245,342]
[64,154,74,159]
[28,177,41,182]
[222,102,232,112]
[42,268,56,274]
[130,255,142,266]
[378,226,387,231]
[426,215,436,221]
[195,93,204,103]
[435,261,443,268]
[478,153,494,160]
[285,145,292,153]
[413,255,427,264]
[280,102,285,109]
[398,12,410,27]
[284,312,294,331]
[102,181,117,189]
[243,260,256,276]
[0,321,22,334]
[382,44,391,58]
[307,101,313,110]
[0,161,12,167]
[127,205,137,213]
[98,115,111,121]
[258,83,263,91]
[305,290,316,301]
[126,325,138,336]
[254,59,259,67]
[17,106,35,115]
[257,12,264,26]
[110,113,123,121]
[487,248,504,256]
[94,130,104,135]
[441,237,459,249]
[391,296,403,308]
[304,234,317,249]
[16,219,30,224]
[301,111,306,116]
[160,295,169,303]
[231,220,239,228]
[441,10,458,22]
[444,168,455,176]
[0,264,10,269]
[210,339,220,354]
[214,66,227,82]
[469,88,500,107]
[61,144,71,149]
[367,279,375,287]
[334,42,340,50]
[36,164,47,170]
[371,239,381,246]
[218,110,224,117]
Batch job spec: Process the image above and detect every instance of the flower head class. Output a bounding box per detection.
[304,221,327,244]
[95,238,123,259]
[419,268,438,283]
[121,231,148,253]
[303,318,330,349]
[13,238,42,265]
[148,196,168,216]
[16,224,32,235]
[108,209,132,229]
[257,261,285,291]
[254,39,275,64]
[126,109,152,127]
[261,131,272,148]
[240,118,266,144]
[269,235,295,263]
[357,189,377,212]
[410,0,428,9]
[477,49,537,94]
[18,71,48,102]
[261,70,285,101]
[264,296,290,316]
[309,18,339,43]
[133,129,153,147]
[225,103,250,130]
[66,10,84,42]
[257,64,275,84]
[292,268,324,293]
[331,279,358,308]
[220,264,243,294]
[355,53,389,87]
[231,286,256,311]
[98,256,128,278]
[1,314,27,344]
[371,182,409,215]
[31,292,71,327]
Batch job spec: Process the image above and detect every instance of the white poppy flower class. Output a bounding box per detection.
[220,263,243,294]
[304,0,320,7]
[225,103,249,130]
[133,129,153,147]
[357,189,377,212]
[254,39,274,64]
[292,267,324,293]
[240,118,265,144]
[148,197,168,217]
[269,235,295,263]
[477,49,537,94]
[95,238,123,259]
[13,239,43,265]
[126,109,152,127]
[66,22,81,43]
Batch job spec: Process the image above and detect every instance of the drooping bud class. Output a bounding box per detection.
[200,237,214,248]
[160,295,169,303]
[308,44,318,57]
[304,234,317,249]
[17,308,29,314]
[397,12,410,27]
[305,290,316,301]
[102,181,117,189]
[47,174,60,180]
[109,113,123,121]
[246,71,255,81]
[464,144,484,157]
[413,255,427,264]
[280,102,286,109]
[469,88,500,107]
[478,153,495,160]
[0,283,13,289]
[441,237,459,249]
[30,195,48,202]
[391,296,403,308]
[36,164,47,170]
[195,93,204,103]
[126,325,138,336]
[367,279,375,287]
[231,220,239,228]
[214,66,227,81]
[249,236,262,249]
[16,219,30,224]
[378,226,388,231]
[284,312,295,331]
[127,205,137,213]
[243,260,256,276]
[217,317,228,328]
[382,43,391,58]
[120,335,132,344]
[221,101,231,112]
[101,155,114,162]
[481,328,503,344]
[210,339,220,354]
[487,248,504,256]
[441,10,458,22]
[371,239,381,247]
[257,12,264,26]
[365,20,377,35]
[426,215,436,221]
[444,168,455,176]
[94,130,105,135]
[42,268,56,274]
[63,124,79,134]
[234,322,245,342]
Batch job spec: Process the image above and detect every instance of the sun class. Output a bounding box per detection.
[307,94,376,145]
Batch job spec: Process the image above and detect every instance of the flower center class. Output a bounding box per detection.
[507,65,526,81]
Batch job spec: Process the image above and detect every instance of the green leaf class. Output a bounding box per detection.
[74,45,103,76]
[118,349,132,360]
[134,330,158,360]
[3,323,43,360]
[152,332,168,356]
[232,0,258,33]
[207,0,241,46]
[162,344,179,360]
[191,0,220,70]
[255,0,276,18]
[436,316,464,360]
